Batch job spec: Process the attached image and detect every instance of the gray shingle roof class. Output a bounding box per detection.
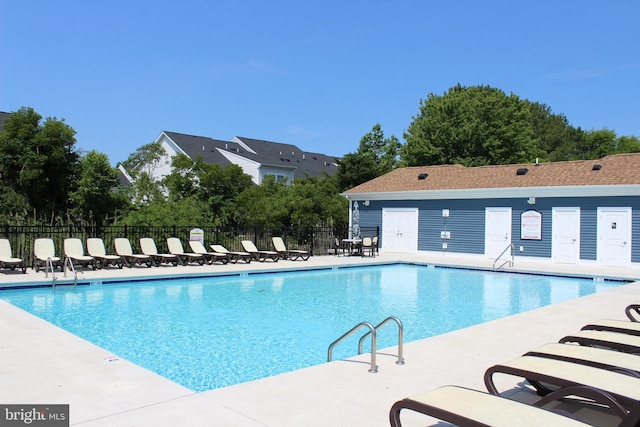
[233,136,339,179]
[164,132,339,179]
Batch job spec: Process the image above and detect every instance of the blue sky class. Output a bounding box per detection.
[2,1,639,165]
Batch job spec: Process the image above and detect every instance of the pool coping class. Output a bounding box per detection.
[2,252,640,426]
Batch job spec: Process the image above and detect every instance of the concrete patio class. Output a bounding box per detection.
[1,252,639,426]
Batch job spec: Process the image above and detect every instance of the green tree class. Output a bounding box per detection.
[525,101,586,162]
[401,84,537,167]
[69,150,130,225]
[119,141,166,206]
[286,175,348,227]
[234,176,288,227]
[162,154,254,226]
[337,124,400,191]
[358,124,401,174]
[123,196,209,226]
[0,107,80,220]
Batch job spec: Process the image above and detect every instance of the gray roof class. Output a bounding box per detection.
[165,132,339,179]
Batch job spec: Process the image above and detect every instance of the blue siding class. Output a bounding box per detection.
[356,195,640,262]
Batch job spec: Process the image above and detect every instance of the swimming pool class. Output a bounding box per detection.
[0,264,621,392]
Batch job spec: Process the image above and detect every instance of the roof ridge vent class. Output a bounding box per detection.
[516,168,528,175]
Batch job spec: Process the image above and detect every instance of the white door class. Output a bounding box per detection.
[552,208,580,264]
[382,208,418,253]
[597,207,632,267]
[485,208,512,258]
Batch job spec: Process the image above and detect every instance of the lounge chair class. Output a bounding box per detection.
[87,238,123,269]
[210,244,252,264]
[0,238,26,273]
[188,241,229,264]
[33,238,62,272]
[241,240,279,262]
[524,342,640,375]
[114,237,153,268]
[167,237,205,265]
[63,238,96,270]
[626,301,640,322]
[559,329,640,353]
[140,237,179,266]
[361,236,375,257]
[484,354,640,411]
[389,385,617,427]
[581,319,640,336]
[271,236,310,261]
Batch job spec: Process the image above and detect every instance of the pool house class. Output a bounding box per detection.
[342,153,640,270]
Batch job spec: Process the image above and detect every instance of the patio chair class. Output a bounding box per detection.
[271,236,310,261]
[484,354,640,412]
[0,238,26,273]
[361,237,375,257]
[241,240,279,262]
[581,319,640,336]
[140,237,179,266]
[63,238,96,270]
[87,238,123,269]
[210,244,252,264]
[167,237,205,265]
[333,238,347,256]
[389,385,640,427]
[114,237,153,268]
[372,236,379,255]
[188,241,229,264]
[626,301,640,322]
[33,238,62,272]
[524,342,640,375]
[559,329,640,353]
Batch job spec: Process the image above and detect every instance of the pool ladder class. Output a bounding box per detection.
[493,243,514,270]
[327,316,404,373]
[48,257,78,289]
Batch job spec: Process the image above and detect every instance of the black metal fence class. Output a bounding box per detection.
[1,224,379,268]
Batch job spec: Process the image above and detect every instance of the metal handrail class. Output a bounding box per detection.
[63,257,78,287]
[328,322,378,373]
[45,257,57,287]
[493,243,514,269]
[358,316,405,365]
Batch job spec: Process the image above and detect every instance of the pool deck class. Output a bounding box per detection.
[2,252,640,426]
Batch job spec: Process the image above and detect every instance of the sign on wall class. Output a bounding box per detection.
[521,210,542,240]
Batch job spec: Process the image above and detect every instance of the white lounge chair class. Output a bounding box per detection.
[140,237,179,266]
[271,236,310,261]
[63,238,96,270]
[188,241,229,264]
[114,237,153,268]
[87,238,123,269]
[389,385,630,427]
[210,244,252,263]
[241,240,279,262]
[0,238,25,273]
[33,238,62,272]
[167,237,205,265]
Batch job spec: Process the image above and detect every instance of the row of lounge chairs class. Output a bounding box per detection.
[389,302,640,426]
[0,236,311,273]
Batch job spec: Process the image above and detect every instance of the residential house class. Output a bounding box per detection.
[119,131,339,185]
[342,153,640,270]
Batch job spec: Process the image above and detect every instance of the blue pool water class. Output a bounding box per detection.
[0,264,621,392]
